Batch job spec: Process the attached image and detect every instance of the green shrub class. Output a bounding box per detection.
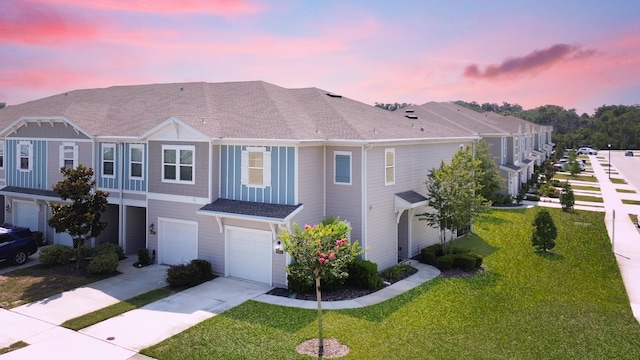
[87,252,119,274]
[77,246,94,260]
[94,242,124,259]
[468,252,484,268]
[380,263,414,283]
[166,263,202,288]
[453,254,477,272]
[191,259,214,281]
[346,259,382,290]
[436,254,454,270]
[138,248,151,265]
[420,249,437,265]
[286,262,314,294]
[39,244,75,265]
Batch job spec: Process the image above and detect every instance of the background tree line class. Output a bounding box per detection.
[452,101,640,151]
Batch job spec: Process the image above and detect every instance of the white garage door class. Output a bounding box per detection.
[159,218,198,265]
[13,201,39,231]
[227,227,272,285]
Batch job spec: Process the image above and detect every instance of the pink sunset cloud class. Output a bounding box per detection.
[34,0,263,16]
[463,44,596,80]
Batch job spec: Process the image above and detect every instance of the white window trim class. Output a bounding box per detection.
[0,140,4,170]
[129,144,145,181]
[59,142,78,170]
[162,144,195,184]
[17,141,33,172]
[240,146,271,188]
[102,143,116,178]
[384,148,395,186]
[334,150,352,185]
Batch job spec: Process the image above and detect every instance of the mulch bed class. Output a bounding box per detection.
[268,265,484,301]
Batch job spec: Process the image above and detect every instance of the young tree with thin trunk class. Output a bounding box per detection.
[280,218,361,358]
[531,209,557,251]
[560,181,575,212]
[48,165,109,268]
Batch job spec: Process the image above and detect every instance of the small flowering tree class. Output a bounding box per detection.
[280,217,361,357]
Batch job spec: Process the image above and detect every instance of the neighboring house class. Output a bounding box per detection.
[409,103,553,198]
[0,81,551,287]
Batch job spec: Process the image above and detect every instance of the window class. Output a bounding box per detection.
[385,148,395,185]
[102,144,115,177]
[129,144,144,179]
[334,151,351,184]
[17,141,32,171]
[59,142,78,169]
[0,141,4,169]
[162,145,194,183]
[241,147,271,187]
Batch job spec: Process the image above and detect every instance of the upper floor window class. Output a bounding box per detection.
[334,151,351,185]
[385,148,395,185]
[162,145,194,184]
[0,141,4,169]
[60,142,78,169]
[102,144,115,177]
[17,141,32,171]
[241,147,271,187]
[129,144,144,180]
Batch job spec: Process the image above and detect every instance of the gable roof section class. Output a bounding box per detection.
[0,81,479,142]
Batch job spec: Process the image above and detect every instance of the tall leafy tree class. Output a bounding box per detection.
[475,140,505,202]
[417,145,490,253]
[48,165,109,267]
[280,218,361,357]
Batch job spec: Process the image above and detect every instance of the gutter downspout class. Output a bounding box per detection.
[361,144,373,260]
[119,143,125,252]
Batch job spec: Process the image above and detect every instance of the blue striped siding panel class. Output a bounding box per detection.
[220,145,295,205]
[6,139,47,189]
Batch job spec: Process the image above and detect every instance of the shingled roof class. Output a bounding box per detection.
[0,81,479,141]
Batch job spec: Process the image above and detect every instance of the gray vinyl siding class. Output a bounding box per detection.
[46,141,93,189]
[325,146,362,243]
[484,137,502,164]
[11,122,90,140]
[365,141,473,271]
[292,146,324,227]
[147,141,209,197]
[147,199,221,273]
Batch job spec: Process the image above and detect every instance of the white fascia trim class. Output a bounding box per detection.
[0,116,94,139]
[147,192,210,205]
[138,116,210,141]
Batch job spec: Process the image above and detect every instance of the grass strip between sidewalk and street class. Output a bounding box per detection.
[622,199,640,205]
[0,341,28,355]
[616,188,637,193]
[574,194,604,203]
[61,288,173,330]
[610,178,627,184]
[571,184,600,191]
[553,173,598,182]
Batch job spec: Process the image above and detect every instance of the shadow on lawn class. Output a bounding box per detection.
[534,251,565,261]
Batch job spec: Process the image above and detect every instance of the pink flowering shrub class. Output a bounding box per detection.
[281,217,361,291]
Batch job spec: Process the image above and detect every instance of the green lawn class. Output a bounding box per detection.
[617,189,637,194]
[574,194,604,203]
[553,173,598,182]
[611,178,628,184]
[61,288,173,330]
[622,199,640,205]
[142,208,640,360]
[571,185,600,191]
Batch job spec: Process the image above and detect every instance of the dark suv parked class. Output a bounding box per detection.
[0,224,38,266]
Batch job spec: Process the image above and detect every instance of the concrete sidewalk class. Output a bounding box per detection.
[590,155,640,323]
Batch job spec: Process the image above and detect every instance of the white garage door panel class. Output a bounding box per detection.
[159,219,198,266]
[227,228,271,285]
[14,202,39,231]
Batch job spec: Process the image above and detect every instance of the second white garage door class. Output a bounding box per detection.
[159,218,198,265]
[226,227,272,285]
